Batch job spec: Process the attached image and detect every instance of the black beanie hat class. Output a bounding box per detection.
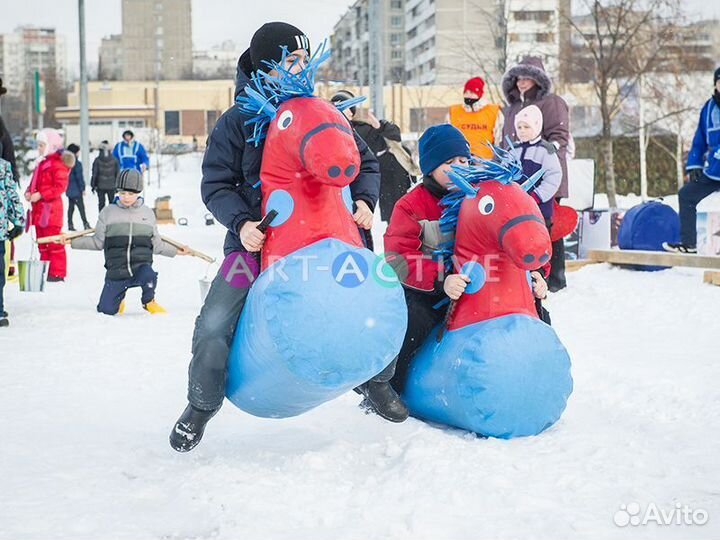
[714,67,720,85]
[250,22,310,73]
[66,143,80,154]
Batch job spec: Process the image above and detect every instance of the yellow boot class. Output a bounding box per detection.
[143,300,167,315]
[118,300,126,315]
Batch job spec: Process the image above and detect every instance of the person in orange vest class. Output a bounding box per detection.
[448,77,503,160]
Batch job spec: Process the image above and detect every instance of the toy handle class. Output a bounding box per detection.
[256,210,278,234]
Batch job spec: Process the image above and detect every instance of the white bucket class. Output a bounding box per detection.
[18,260,49,292]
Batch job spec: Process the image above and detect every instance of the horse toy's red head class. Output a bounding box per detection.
[237,44,367,266]
[440,159,553,327]
[262,97,360,188]
[455,180,551,270]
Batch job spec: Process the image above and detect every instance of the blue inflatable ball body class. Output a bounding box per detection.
[403,314,573,438]
[226,238,408,418]
[618,201,680,271]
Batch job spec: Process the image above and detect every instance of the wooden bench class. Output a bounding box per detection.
[587,249,720,270]
[565,249,720,286]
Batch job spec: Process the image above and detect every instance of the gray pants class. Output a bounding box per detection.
[187,265,251,411]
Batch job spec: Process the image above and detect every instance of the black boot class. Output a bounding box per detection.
[0,315,8,328]
[358,381,409,423]
[169,404,219,452]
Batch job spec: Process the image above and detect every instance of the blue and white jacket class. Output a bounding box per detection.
[509,137,562,219]
[687,96,720,181]
[112,140,150,172]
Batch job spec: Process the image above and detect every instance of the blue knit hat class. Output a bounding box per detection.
[419,124,471,176]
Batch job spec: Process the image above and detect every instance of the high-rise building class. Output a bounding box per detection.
[0,26,67,96]
[505,0,571,81]
[328,0,407,85]
[99,35,123,81]
[121,0,192,81]
[404,0,504,86]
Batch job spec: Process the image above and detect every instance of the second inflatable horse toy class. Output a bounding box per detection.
[403,150,573,438]
[226,44,408,418]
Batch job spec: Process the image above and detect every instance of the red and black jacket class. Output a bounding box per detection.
[384,176,451,293]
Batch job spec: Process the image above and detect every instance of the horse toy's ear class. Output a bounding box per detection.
[237,39,334,146]
[448,167,480,198]
[334,95,366,114]
[520,169,544,193]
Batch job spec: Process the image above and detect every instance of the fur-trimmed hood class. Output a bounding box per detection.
[502,56,553,104]
[61,150,76,169]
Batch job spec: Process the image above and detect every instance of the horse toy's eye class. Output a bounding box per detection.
[278,110,294,130]
[478,195,495,215]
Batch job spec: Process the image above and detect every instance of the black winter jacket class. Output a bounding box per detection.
[352,119,415,222]
[201,50,381,255]
[91,151,120,191]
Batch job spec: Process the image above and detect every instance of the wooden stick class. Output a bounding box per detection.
[160,235,216,263]
[37,228,95,244]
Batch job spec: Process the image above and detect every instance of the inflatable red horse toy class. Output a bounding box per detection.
[403,151,573,438]
[226,43,407,418]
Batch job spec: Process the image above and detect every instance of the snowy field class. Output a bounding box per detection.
[1,154,719,540]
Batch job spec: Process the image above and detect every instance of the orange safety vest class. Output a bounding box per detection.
[449,103,500,160]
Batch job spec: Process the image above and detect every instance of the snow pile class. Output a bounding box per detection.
[1,154,718,539]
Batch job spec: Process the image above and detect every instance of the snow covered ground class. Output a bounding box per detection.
[1,154,719,540]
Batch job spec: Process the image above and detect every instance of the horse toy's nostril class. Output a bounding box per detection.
[523,254,536,264]
[539,253,550,264]
[344,165,357,177]
[328,166,342,178]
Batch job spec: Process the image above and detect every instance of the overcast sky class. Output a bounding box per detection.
[0,0,716,78]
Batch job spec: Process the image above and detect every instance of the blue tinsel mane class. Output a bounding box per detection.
[236,40,365,147]
[435,143,545,270]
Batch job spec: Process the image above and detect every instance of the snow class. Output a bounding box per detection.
[1,154,719,540]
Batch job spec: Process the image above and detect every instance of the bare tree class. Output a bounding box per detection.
[564,0,682,208]
[642,71,706,190]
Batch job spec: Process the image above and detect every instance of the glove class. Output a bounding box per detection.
[688,169,703,183]
[8,225,23,240]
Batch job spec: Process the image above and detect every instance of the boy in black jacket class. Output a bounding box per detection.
[170,22,381,452]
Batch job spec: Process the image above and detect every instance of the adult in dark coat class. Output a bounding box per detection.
[501,56,570,291]
[91,140,120,211]
[170,22,382,453]
[331,90,417,222]
[65,143,90,231]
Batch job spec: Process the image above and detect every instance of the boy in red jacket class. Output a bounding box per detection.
[384,124,473,391]
[385,124,550,391]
